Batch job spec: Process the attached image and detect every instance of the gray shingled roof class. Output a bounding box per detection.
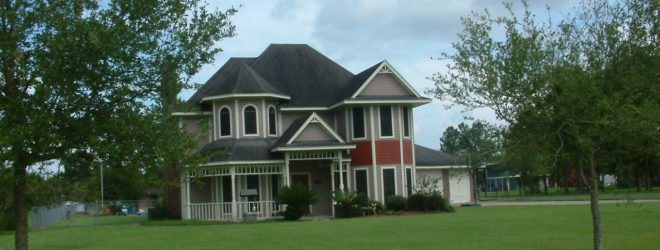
[275,115,310,147]
[334,61,382,103]
[201,138,281,161]
[187,44,356,108]
[415,144,463,166]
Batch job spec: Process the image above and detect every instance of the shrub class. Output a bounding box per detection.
[406,193,426,211]
[385,195,406,211]
[406,191,454,212]
[275,185,317,221]
[148,201,169,220]
[332,190,369,218]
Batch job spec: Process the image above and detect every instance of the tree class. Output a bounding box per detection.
[0,1,236,249]
[428,1,658,249]
[439,121,500,204]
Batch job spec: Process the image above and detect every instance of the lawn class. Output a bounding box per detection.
[1,203,658,249]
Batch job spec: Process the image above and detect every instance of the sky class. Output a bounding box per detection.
[181,0,576,150]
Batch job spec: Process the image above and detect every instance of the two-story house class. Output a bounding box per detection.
[174,44,473,221]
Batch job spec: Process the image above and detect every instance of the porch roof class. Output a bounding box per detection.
[201,138,281,161]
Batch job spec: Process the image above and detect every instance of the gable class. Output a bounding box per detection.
[358,73,413,96]
[293,123,336,142]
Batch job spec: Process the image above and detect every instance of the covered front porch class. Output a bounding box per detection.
[181,150,350,222]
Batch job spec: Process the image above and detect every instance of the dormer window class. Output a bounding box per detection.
[268,106,277,136]
[219,107,231,137]
[243,105,258,135]
[379,106,393,137]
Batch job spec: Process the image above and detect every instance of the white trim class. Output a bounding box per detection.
[278,106,283,136]
[410,108,417,191]
[199,160,285,167]
[380,166,398,202]
[328,99,431,110]
[415,165,469,169]
[351,61,422,98]
[369,106,379,201]
[351,107,367,140]
[352,167,370,196]
[171,111,212,116]
[280,106,329,111]
[344,109,349,140]
[242,104,259,136]
[200,93,290,102]
[378,105,395,139]
[286,112,345,145]
[267,105,278,136]
[261,100,267,138]
[272,145,356,152]
[218,105,232,138]
[398,106,405,196]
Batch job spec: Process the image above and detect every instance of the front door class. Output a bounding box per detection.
[291,173,311,214]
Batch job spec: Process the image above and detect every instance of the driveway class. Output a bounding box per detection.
[480,199,660,206]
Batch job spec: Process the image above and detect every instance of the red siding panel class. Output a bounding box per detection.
[375,140,401,165]
[350,141,372,166]
[403,140,413,164]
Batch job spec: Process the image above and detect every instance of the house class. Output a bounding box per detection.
[174,44,473,221]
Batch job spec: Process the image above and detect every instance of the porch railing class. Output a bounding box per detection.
[188,201,283,221]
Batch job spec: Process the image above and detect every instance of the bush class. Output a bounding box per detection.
[406,193,426,211]
[332,190,369,218]
[148,201,169,220]
[275,185,317,221]
[385,195,406,211]
[406,191,453,212]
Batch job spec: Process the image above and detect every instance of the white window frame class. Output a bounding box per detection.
[353,167,370,198]
[242,104,259,136]
[402,106,411,138]
[267,105,277,136]
[351,107,367,140]
[379,105,395,138]
[218,106,232,138]
[380,166,398,201]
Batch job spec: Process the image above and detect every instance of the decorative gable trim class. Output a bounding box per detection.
[287,112,345,145]
[351,61,422,98]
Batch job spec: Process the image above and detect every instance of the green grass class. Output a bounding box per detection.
[481,186,660,198]
[1,203,658,249]
[492,194,660,202]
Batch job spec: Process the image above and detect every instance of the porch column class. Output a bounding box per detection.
[230,166,237,221]
[330,161,335,218]
[338,151,344,191]
[346,162,352,191]
[284,152,290,186]
[185,174,191,220]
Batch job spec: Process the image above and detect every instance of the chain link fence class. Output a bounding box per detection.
[30,200,156,230]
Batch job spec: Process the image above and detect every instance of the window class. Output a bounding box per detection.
[382,168,396,199]
[271,175,279,199]
[403,107,410,137]
[406,168,413,196]
[246,175,259,201]
[243,105,257,135]
[268,106,277,136]
[379,106,393,137]
[219,107,231,137]
[352,107,365,139]
[221,176,232,202]
[355,169,368,195]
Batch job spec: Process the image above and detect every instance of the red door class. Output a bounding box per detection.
[291,174,311,214]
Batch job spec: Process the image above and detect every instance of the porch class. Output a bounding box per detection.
[181,150,350,222]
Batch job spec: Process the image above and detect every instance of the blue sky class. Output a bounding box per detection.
[181,0,575,149]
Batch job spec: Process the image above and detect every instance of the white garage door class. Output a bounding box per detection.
[449,170,471,204]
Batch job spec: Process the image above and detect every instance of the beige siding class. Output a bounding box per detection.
[290,161,333,216]
[415,169,445,194]
[336,109,346,140]
[359,73,412,96]
[294,123,335,142]
[182,117,210,149]
[317,112,334,127]
[189,177,213,203]
[281,112,307,133]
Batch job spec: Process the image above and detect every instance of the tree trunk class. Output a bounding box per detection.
[13,164,28,250]
[635,168,642,192]
[588,154,603,250]
[563,167,570,193]
[543,176,548,195]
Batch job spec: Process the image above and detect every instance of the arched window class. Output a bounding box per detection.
[219,107,231,137]
[243,105,257,135]
[268,106,277,135]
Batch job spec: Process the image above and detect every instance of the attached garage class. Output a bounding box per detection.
[414,145,474,204]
